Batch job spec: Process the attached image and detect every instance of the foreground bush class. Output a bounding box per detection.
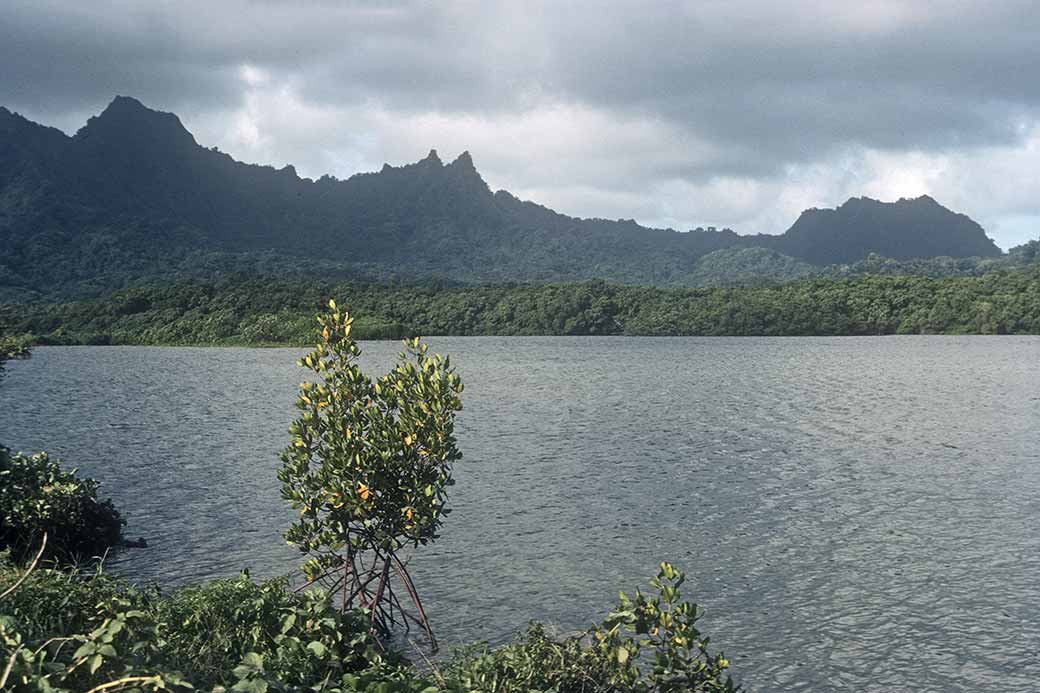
[153,574,422,691]
[0,558,738,692]
[0,448,124,564]
[0,561,428,692]
[445,563,736,693]
[0,558,179,692]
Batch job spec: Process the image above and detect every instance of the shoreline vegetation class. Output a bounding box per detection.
[0,309,740,691]
[2,269,1040,347]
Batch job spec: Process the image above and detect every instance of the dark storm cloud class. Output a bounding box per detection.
[5,0,1037,155]
[539,1,1040,174]
[1,1,1038,246]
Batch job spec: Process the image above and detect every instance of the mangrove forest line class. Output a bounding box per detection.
[2,269,1039,345]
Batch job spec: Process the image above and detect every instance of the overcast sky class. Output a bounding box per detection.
[3,1,1039,249]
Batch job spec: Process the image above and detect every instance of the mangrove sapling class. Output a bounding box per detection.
[279,300,463,649]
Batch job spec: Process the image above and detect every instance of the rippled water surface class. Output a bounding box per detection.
[3,338,1039,691]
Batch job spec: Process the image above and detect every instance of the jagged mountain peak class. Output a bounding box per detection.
[377,148,489,191]
[904,193,938,205]
[104,95,151,113]
[838,194,942,209]
[422,148,442,165]
[443,148,482,182]
[449,150,475,169]
[75,95,197,149]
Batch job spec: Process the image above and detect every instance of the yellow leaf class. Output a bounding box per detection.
[617,646,629,664]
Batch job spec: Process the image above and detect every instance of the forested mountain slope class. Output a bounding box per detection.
[0,96,1005,299]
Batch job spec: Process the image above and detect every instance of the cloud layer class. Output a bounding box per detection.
[3,0,1038,248]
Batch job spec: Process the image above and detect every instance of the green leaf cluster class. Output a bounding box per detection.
[445,563,737,693]
[0,334,31,383]
[0,562,192,692]
[0,448,124,564]
[0,560,426,692]
[279,300,463,580]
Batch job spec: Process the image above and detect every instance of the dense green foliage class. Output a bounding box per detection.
[5,269,1039,344]
[828,248,1038,279]
[444,563,736,693]
[1012,239,1040,263]
[682,247,816,286]
[0,96,1010,300]
[281,306,464,557]
[1,558,737,692]
[0,448,124,564]
[0,562,425,692]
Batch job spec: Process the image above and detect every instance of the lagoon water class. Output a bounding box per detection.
[3,337,1040,691]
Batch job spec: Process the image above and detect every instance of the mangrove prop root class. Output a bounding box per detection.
[329,544,438,652]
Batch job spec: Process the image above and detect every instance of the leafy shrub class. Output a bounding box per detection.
[1,559,739,692]
[0,556,148,643]
[0,558,428,692]
[0,448,124,564]
[0,335,31,382]
[154,573,417,690]
[279,300,463,643]
[443,562,738,693]
[0,558,190,692]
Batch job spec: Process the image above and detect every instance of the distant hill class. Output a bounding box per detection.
[0,96,1003,299]
[684,247,817,286]
[746,195,1002,265]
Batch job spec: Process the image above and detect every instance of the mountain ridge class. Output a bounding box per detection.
[0,96,1003,299]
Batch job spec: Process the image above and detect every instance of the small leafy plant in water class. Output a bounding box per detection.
[445,562,738,693]
[279,299,463,648]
